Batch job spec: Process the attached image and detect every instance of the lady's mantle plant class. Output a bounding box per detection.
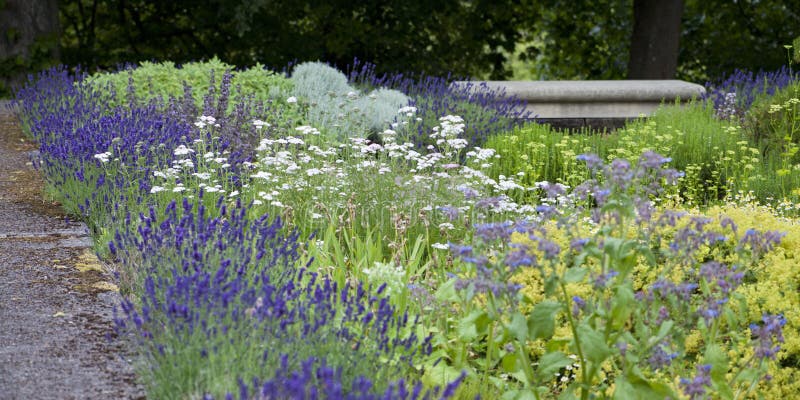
[437,151,786,399]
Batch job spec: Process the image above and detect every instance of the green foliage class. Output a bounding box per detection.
[435,156,783,399]
[745,81,800,158]
[59,0,536,79]
[80,58,292,110]
[509,0,800,82]
[516,0,632,80]
[794,37,800,64]
[0,33,59,98]
[487,101,766,205]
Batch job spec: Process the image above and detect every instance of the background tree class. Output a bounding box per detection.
[627,0,683,79]
[0,0,60,96]
[517,0,800,82]
[57,0,537,79]
[2,0,800,97]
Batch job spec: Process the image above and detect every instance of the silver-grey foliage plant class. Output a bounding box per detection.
[290,61,410,141]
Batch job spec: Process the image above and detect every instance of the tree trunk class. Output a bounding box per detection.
[0,0,60,94]
[627,0,683,79]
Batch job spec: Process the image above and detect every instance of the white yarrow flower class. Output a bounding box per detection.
[93,152,112,163]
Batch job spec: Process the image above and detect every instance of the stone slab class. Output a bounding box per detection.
[454,80,707,119]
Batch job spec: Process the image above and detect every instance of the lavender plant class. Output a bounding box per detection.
[112,196,445,398]
[705,66,798,121]
[224,357,465,400]
[437,151,787,399]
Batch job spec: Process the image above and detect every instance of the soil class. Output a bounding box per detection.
[0,100,144,399]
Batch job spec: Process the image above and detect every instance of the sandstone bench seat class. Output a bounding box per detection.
[455,80,707,130]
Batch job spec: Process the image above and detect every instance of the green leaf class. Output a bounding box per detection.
[704,343,729,383]
[615,367,677,399]
[613,376,638,400]
[508,312,528,342]
[528,300,561,340]
[564,266,588,283]
[458,309,489,342]
[653,320,674,344]
[434,278,459,303]
[501,389,538,400]
[576,322,612,365]
[502,352,519,373]
[535,351,574,381]
[610,285,635,328]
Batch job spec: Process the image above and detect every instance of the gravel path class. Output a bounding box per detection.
[0,101,144,399]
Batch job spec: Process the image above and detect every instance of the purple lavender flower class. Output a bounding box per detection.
[637,151,672,169]
[473,221,514,242]
[592,270,619,290]
[570,238,590,253]
[504,247,536,269]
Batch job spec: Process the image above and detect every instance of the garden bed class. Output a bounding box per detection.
[12,60,800,399]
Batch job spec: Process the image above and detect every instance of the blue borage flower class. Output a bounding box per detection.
[751,314,787,361]
[680,364,712,400]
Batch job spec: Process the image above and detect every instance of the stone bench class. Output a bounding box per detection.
[456,80,707,131]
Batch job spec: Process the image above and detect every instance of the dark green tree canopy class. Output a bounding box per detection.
[58,0,537,79]
[2,0,799,95]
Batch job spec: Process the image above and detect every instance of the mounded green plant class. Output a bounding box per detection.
[289,61,411,141]
[80,57,293,111]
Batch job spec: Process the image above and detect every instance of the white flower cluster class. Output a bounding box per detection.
[93,151,112,163]
[149,139,233,197]
[239,114,535,222]
[194,115,220,129]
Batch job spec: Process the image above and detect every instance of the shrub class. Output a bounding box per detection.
[112,198,434,398]
[80,58,293,111]
[289,61,411,141]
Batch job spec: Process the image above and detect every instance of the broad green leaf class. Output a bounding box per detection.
[434,278,459,303]
[576,322,612,365]
[564,266,588,283]
[528,300,561,340]
[501,389,538,400]
[654,320,675,344]
[457,309,489,342]
[535,351,574,382]
[617,367,677,399]
[704,343,729,383]
[502,352,519,373]
[508,312,528,342]
[613,377,637,400]
[610,285,635,327]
